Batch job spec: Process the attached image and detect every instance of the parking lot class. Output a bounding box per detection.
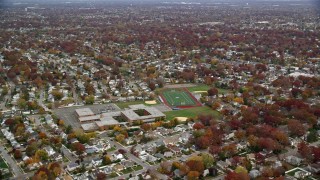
[53,104,121,129]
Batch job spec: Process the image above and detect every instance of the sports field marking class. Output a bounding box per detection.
[162,89,198,107]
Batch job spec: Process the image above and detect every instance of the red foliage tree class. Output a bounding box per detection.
[209,145,221,155]
[207,87,218,96]
[225,171,250,180]
[72,142,85,155]
[186,160,205,174]
[193,122,205,130]
[288,120,306,136]
[96,172,107,180]
[297,142,313,161]
[258,138,278,151]
[311,146,320,163]
[195,136,211,149]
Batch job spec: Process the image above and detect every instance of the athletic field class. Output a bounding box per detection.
[160,88,202,108]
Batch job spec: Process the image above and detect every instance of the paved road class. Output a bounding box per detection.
[11,171,34,180]
[0,82,14,110]
[61,145,77,162]
[0,146,23,177]
[37,90,50,112]
[111,169,145,180]
[72,82,82,105]
[100,133,168,180]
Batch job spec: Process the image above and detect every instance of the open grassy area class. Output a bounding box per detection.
[162,89,197,107]
[187,84,211,92]
[187,84,231,94]
[115,100,157,109]
[164,106,221,120]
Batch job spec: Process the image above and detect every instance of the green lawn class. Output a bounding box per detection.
[115,100,157,109]
[0,157,8,168]
[107,146,117,152]
[187,85,211,92]
[187,84,231,94]
[162,89,197,106]
[164,106,221,120]
[132,165,143,171]
[121,167,133,174]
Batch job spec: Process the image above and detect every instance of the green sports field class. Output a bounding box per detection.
[161,89,199,107]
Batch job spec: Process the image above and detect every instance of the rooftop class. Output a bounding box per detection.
[75,108,95,117]
[81,122,99,131]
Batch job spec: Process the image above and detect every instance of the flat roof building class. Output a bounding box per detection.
[77,104,166,132]
[75,108,95,117]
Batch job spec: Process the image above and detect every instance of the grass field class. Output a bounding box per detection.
[187,84,231,94]
[161,89,197,107]
[187,85,211,92]
[164,106,221,120]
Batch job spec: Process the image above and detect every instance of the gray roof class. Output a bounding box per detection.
[121,106,165,121]
[75,108,95,117]
[77,104,165,131]
[81,123,99,131]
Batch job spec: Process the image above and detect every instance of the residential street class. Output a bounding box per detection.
[37,90,50,112]
[0,146,23,177]
[100,132,168,179]
[61,145,77,162]
[0,82,14,110]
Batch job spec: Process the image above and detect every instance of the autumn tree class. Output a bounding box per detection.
[297,142,313,161]
[186,157,205,174]
[195,135,211,149]
[96,172,107,180]
[48,162,61,177]
[207,87,218,97]
[225,171,250,180]
[72,142,85,155]
[115,134,126,143]
[187,171,200,180]
[287,120,306,136]
[14,149,22,159]
[102,155,112,165]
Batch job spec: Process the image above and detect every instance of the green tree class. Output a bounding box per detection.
[85,95,95,104]
[201,153,215,169]
[235,166,248,174]
[115,134,125,143]
[1,86,8,96]
[51,90,63,101]
[77,134,90,144]
[36,149,49,161]
[26,142,38,156]
[17,98,27,109]
[307,129,318,143]
[66,125,73,134]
